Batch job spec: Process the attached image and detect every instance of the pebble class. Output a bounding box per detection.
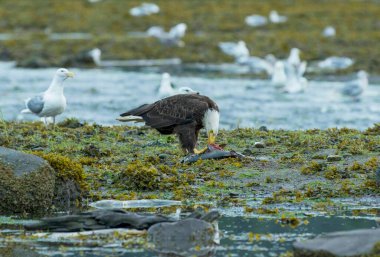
[254,142,265,148]
[327,155,342,162]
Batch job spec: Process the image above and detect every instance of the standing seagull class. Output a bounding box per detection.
[157,73,198,98]
[118,94,220,154]
[21,68,74,125]
[341,71,368,99]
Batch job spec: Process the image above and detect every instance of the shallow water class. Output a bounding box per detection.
[0,209,378,257]
[1,62,379,130]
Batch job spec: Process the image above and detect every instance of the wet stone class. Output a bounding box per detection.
[327,155,342,162]
[0,147,55,216]
[254,142,265,148]
[259,126,269,132]
[159,154,169,159]
[293,228,380,257]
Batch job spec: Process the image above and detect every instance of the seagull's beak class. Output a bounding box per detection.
[208,130,216,145]
[66,71,75,78]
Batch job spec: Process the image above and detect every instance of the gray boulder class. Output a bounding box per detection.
[293,228,380,257]
[0,147,55,216]
[148,218,217,257]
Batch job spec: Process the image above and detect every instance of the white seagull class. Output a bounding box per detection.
[245,15,268,27]
[147,23,187,47]
[341,71,368,99]
[269,10,287,23]
[322,26,336,37]
[218,41,250,61]
[318,56,354,71]
[157,73,198,98]
[271,61,287,87]
[130,3,160,17]
[21,68,74,125]
[287,48,301,66]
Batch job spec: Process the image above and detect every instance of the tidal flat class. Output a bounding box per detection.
[0,0,379,73]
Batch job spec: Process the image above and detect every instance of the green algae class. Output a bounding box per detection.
[0,121,378,207]
[0,0,379,73]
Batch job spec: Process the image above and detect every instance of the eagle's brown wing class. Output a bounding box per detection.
[120,95,210,129]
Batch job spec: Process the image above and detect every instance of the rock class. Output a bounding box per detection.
[148,218,217,257]
[376,167,380,187]
[259,126,268,132]
[0,147,55,216]
[327,155,342,162]
[254,142,265,148]
[293,228,380,257]
[159,153,169,160]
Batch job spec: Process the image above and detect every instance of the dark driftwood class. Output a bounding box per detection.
[24,209,220,232]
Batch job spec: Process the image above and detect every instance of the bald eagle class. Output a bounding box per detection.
[118,94,219,154]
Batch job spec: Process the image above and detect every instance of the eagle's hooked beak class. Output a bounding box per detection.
[66,71,75,78]
[208,130,216,145]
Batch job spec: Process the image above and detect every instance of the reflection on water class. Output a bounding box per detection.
[0,63,379,130]
[0,213,377,257]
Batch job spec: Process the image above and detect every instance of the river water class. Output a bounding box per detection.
[1,62,379,130]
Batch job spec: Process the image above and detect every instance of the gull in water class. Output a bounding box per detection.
[341,71,368,99]
[21,68,74,125]
[283,60,308,93]
[287,48,301,66]
[318,56,354,71]
[147,23,187,47]
[271,61,287,87]
[245,15,268,27]
[269,10,287,23]
[157,73,198,98]
[322,26,336,37]
[130,3,160,17]
[218,41,250,61]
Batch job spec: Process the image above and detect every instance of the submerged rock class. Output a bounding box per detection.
[327,155,342,162]
[0,147,55,216]
[293,228,380,257]
[148,210,220,257]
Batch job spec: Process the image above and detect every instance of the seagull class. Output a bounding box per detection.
[287,48,301,66]
[157,73,198,98]
[318,56,354,71]
[283,60,308,93]
[21,68,74,125]
[341,71,368,99]
[269,10,287,23]
[88,48,101,66]
[147,23,187,47]
[245,15,268,27]
[271,61,287,87]
[218,41,250,61]
[130,3,160,17]
[322,26,336,37]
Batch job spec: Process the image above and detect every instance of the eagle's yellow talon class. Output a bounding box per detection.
[193,147,208,155]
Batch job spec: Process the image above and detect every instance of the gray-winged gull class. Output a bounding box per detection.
[21,68,74,125]
[130,3,160,17]
[218,41,250,61]
[271,61,287,87]
[147,23,187,47]
[341,70,368,98]
[318,56,354,71]
[287,48,301,66]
